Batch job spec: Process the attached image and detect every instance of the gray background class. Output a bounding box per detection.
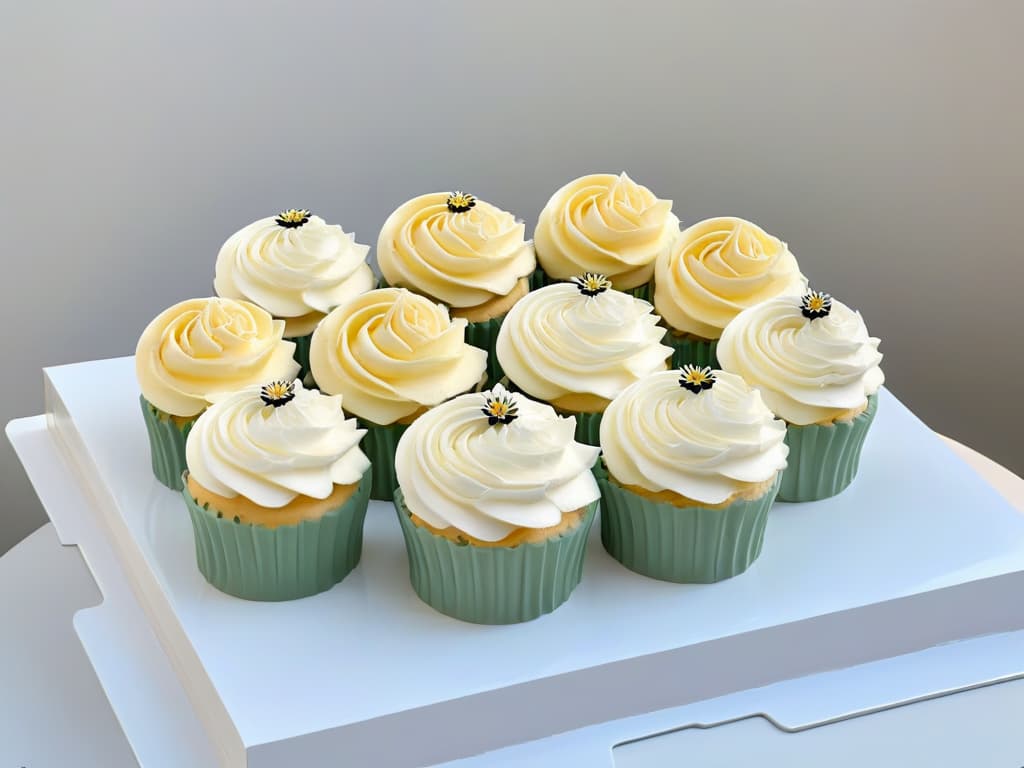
[2,1,1022,555]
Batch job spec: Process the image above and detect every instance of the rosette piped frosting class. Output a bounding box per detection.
[185,380,370,508]
[495,278,672,405]
[395,384,601,542]
[716,293,884,425]
[135,297,300,417]
[601,369,789,504]
[377,192,536,309]
[654,217,806,339]
[214,210,374,337]
[534,173,679,290]
[309,288,488,425]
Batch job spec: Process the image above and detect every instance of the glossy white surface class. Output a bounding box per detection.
[25,355,1024,766]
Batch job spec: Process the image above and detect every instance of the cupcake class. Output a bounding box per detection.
[309,288,488,501]
[214,208,374,382]
[376,191,536,383]
[393,384,601,624]
[653,217,806,368]
[599,368,788,583]
[135,297,300,490]
[494,274,672,445]
[182,380,371,601]
[533,172,679,298]
[717,291,884,502]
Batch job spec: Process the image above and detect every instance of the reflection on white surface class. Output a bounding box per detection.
[43,357,1024,749]
[613,678,1024,767]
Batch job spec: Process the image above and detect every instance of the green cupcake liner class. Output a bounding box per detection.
[285,332,314,387]
[464,314,506,386]
[569,409,603,447]
[358,419,411,501]
[140,396,196,491]
[182,469,371,601]
[393,488,598,624]
[529,267,650,300]
[598,469,781,583]
[663,332,719,369]
[778,394,879,502]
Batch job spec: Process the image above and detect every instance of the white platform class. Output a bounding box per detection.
[15,355,1024,767]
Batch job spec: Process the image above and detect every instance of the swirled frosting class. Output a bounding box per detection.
[377,192,536,308]
[601,370,788,504]
[136,297,300,417]
[185,381,369,508]
[395,384,600,542]
[214,212,374,337]
[309,288,488,425]
[717,294,884,425]
[495,281,672,403]
[534,173,679,290]
[654,217,807,339]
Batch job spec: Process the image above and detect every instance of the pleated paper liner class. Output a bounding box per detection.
[393,488,598,624]
[140,395,196,491]
[529,267,651,300]
[779,393,879,502]
[358,419,410,501]
[662,331,719,369]
[567,409,602,447]
[377,275,509,386]
[286,332,314,387]
[182,469,371,602]
[598,467,782,584]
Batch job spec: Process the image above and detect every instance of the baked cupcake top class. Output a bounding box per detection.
[376,191,536,309]
[136,297,300,418]
[185,380,369,508]
[717,291,884,425]
[601,368,789,504]
[495,276,673,405]
[395,384,600,542]
[534,172,679,290]
[214,209,374,337]
[309,288,488,426]
[654,217,807,339]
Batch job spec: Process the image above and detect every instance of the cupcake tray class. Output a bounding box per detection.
[10,354,1024,767]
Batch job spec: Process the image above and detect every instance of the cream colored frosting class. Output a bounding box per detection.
[395,384,600,542]
[716,294,884,425]
[601,369,788,504]
[135,297,300,418]
[534,173,679,290]
[377,192,536,308]
[309,288,488,425]
[185,381,369,508]
[654,217,807,339]
[495,281,672,403]
[214,212,374,337]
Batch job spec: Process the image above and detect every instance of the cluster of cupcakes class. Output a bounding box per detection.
[134,173,883,621]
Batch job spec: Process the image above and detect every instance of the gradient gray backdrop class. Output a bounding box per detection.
[2,1,1022,554]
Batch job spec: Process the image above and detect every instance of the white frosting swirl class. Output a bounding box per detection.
[214,213,374,336]
[135,297,300,418]
[534,173,679,290]
[654,217,807,339]
[377,192,536,308]
[185,382,369,508]
[717,295,885,425]
[309,288,488,425]
[495,282,672,403]
[395,385,600,542]
[601,370,788,504]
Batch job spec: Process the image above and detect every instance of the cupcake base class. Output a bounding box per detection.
[663,331,718,369]
[286,332,314,387]
[182,469,371,601]
[140,395,196,491]
[598,469,782,583]
[359,419,410,501]
[394,488,598,624]
[778,394,879,502]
